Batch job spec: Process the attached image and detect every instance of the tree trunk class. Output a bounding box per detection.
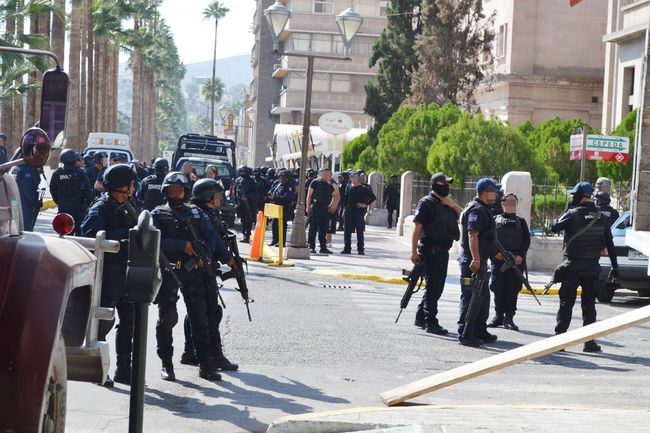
[1,2,17,149]
[113,46,119,132]
[210,21,218,135]
[80,0,88,144]
[33,9,51,124]
[26,14,39,128]
[142,64,153,163]
[97,39,107,131]
[13,0,25,156]
[103,41,112,132]
[130,43,143,160]
[85,0,94,133]
[68,3,82,152]
[51,0,65,64]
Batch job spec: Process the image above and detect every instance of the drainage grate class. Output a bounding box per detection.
[319,283,353,289]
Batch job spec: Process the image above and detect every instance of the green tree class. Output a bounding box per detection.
[341,133,370,169]
[364,0,422,142]
[202,0,229,135]
[526,116,598,183]
[427,113,545,182]
[356,146,378,172]
[377,102,461,177]
[201,77,224,106]
[597,109,636,183]
[408,0,493,110]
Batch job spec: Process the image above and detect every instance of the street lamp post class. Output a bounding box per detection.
[264,1,362,259]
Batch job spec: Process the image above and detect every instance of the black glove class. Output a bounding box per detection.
[608,268,619,280]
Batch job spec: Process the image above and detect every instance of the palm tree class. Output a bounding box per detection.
[201,77,225,107]
[202,1,229,135]
[67,0,82,151]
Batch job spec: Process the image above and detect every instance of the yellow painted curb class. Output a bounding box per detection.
[311,269,574,296]
[40,199,56,210]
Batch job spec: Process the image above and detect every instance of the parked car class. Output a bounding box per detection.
[172,134,238,228]
[597,211,650,302]
[83,132,133,165]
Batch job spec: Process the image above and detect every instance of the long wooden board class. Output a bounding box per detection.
[380,304,650,406]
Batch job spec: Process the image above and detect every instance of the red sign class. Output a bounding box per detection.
[570,150,629,163]
[570,0,584,6]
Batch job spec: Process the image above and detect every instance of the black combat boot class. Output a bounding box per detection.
[213,348,239,371]
[100,375,114,388]
[180,340,199,366]
[161,358,176,382]
[198,360,222,381]
[583,340,602,353]
[113,354,132,385]
[503,317,519,331]
[487,314,504,328]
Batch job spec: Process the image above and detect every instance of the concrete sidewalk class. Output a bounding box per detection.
[256,224,557,294]
[267,405,650,433]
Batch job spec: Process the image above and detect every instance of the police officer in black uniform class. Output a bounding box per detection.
[341,171,376,255]
[235,165,256,242]
[594,191,620,229]
[151,172,224,381]
[180,178,239,371]
[551,182,619,353]
[307,168,340,254]
[85,152,106,191]
[12,163,43,231]
[487,193,530,331]
[81,164,138,387]
[268,169,295,247]
[412,173,462,335]
[50,149,94,235]
[457,178,500,347]
[136,158,168,211]
[383,174,400,229]
[253,167,270,213]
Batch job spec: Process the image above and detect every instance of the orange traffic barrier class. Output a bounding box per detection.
[248,211,265,260]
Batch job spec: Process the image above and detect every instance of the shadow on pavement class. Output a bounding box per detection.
[234,371,350,404]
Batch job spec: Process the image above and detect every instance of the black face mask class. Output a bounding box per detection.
[168,197,184,207]
[432,183,450,197]
[569,193,583,208]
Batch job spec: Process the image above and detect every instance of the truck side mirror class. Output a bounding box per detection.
[21,127,51,167]
[126,210,162,303]
[39,68,69,144]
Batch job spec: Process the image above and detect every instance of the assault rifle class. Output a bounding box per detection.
[220,229,253,321]
[461,267,490,339]
[395,260,427,323]
[495,240,541,306]
[120,201,184,290]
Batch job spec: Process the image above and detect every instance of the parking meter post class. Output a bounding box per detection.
[125,210,161,433]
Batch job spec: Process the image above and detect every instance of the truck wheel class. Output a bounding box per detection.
[41,336,67,433]
[596,281,614,303]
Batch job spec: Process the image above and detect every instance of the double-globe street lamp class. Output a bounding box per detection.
[263,1,363,259]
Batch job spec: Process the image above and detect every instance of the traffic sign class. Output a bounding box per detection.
[569,134,629,163]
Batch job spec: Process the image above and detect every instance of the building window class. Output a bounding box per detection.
[312,34,332,53]
[331,74,350,92]
[358,0,377,16]
[313,0,333,14]
[288,72,307,90]
[313,73,330,92]
[355,37,374,56]
[290,0,312,12]
[496,23,507,59]
[379,0,389,16]
[623,66,636,116]
[291,33,311,51]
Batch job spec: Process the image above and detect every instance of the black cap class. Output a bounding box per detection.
[430,172,453,185]
[389,174,398,179]
[594,191,611,204]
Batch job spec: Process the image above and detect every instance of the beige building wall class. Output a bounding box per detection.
[476,0,607,127]
[602,0,649,133]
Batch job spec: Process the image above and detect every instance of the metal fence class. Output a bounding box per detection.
[411,176,631,234]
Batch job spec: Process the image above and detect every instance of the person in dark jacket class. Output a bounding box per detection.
[50,148,94,235]
[0,133,8,164]
[550,182,619,353]
[383,174,400,229]
[136,158,169,211]
[306,168,340,254]
[594,191,620,229]
[12,164,43,231]
[341,171,376,255]
[487,193,530,331]
[268,170,295,246]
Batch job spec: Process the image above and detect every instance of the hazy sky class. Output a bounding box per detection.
[159,0,256,64]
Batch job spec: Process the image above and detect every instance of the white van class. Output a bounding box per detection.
[83,132,133,164]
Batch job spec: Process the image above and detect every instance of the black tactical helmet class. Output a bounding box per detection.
[278,169,290,177]
[267,168,276,176]
[594,191,611,204]
[161,171,190,194]
[237,165,249,173]
[103,164,136,191]
[192,178,224,201]
[389,174,398,179]
[153,158,169,172]
[93,151,107,162]
[59,148,77,164]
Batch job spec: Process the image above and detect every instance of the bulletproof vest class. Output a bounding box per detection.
[197,203,226,237]
[271,182,292,206]
[154,204,203,263]
[311,179,333,206]
[460,199,497,259]
[236,176,255,200]
[420,195,460,248]
[142,173,165,211]
[495,213,523,251]
[96,195,132,265]
[385,184,400,204]
[56,166,83,201]
[564,206,606,260]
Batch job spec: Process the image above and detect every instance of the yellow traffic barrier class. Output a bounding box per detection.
[40,199,57,210]
[264,203,293,267]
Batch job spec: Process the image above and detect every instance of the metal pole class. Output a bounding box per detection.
[128,303,149,433]
[580,126,588,182]
[288,55,314,251]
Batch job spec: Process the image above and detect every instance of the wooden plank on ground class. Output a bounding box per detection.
[379,305,650,406]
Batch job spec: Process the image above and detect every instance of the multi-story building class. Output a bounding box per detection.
[475,0,608,127]
[249,0,387,166]
[602,0,649,133]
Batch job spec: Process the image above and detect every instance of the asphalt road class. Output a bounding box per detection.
[33,209,650,433]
